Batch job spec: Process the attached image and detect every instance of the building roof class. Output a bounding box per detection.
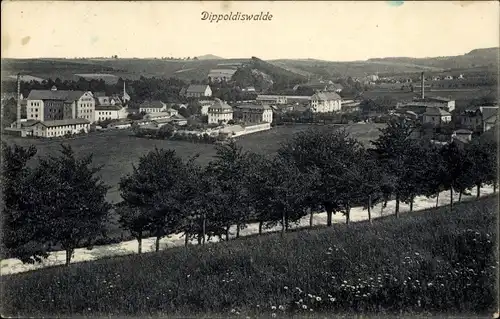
[186,84,210,93]
[454,129,473,134]
[236,104,272,111]
[311,92,341,101]
[27,90,87,101]
[423,107,451,117]
[480,106,499,121]
[37,118,91,128]
[424,96,453,102]
[95,105,123,111]
[140,100,166,109]
[171,114,186,120]
[94,92,107,97]
[208,99,233,111]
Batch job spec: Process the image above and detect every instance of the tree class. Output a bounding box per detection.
[119,148,186,252]
[33,144,112,265]
[114,202,150,254]
[206,140,251,240]
[468,139,497,198]
[279,127,364,226]
[1,143,49,263]
[371,118,415,217]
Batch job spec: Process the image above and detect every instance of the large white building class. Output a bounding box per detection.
[208,99,233,124]
[235,104,273,123]
[26,87,96,123]
[139,100,168,114]
[310,92,342,113]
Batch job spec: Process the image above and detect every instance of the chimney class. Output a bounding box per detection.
[16,73,21,128]
[420,72,425,99]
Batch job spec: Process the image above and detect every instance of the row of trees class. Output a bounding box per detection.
[2,119,497,266]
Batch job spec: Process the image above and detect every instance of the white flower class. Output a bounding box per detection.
[230,309,236,313]
[271,313,276,318]
[278,305,285,311]
[307,293,313,298]
[284,286,288,290]
[302,304,307,309]
[298,299,303,303]
[330,297,336,302]
[271,306,276,310]
[316,296,321,301]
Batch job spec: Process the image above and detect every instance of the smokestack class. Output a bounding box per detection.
[420,72,425,99]
[16,73,21,128]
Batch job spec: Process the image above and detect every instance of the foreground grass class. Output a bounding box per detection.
[2,196,497,318]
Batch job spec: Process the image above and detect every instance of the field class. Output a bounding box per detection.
[1,195,497,317]
[2,123,385,204]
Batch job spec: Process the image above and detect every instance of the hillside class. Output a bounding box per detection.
[196,54,224,60]
[271,47,499,78]
[2,195,496,317]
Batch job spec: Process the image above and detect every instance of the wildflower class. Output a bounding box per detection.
[278,305,285,311]
[298,299,303,303]
[230,309,236,314]
[271,314,276,318]
[330,297,336,302]
[256,305,260,308]
[328,294,332,298]
[316,296,321,301]
[236,312,240,315]
[87,308,91,311]
[310,309,313,312]
[271,306,276,310]
[427,282,433,287]
[284,286,288,290]
[302,304,308,310]
[307,293,313,298]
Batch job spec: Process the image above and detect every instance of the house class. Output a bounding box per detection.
[422,107,452,126]
[460,106,499,133]
[143,109,178,121]
[241,86,256,93]
[257,95,288,105]
[170,114,188,126]
[310,92,342,113]
[234,104,273,124]
[32,118,91,138]
[208,99,233,124]
[139,100,167,114]
[95,105,129,122]
[185,84,212,98]
[26,87,96,123]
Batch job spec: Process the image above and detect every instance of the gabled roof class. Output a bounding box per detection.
[36,118,90,127]
[140,100,166,109]
[423,107,451,117]
[27,90,87,101]
[95,105,123,111]
[311,92,341,101]
[208,99,232,111]
[186,84,210,93]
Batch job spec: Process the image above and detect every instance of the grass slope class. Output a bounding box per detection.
[1,196,497,317]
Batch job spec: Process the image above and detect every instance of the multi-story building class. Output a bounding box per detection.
[235,104,273,123]
[208,99,233,124]
[185,84,212,98]
[26,87,95,122]
[459,105,498,133]
[422,107,452,126]
[310,92,342,113]
[31,118,91,138]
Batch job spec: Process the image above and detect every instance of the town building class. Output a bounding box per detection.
[310,92,342,113]
[95,105,129,122]
[452,129,473,143]
[459,106,499,133]
[234,104,273,123]
[422,107,452,126]
[185,84,212,98]
[208,99,233,124]
[143,108,179,121]
[257,95,288,105]
[139,100,168,114]
[26,87,96,123]
[31,118,91,138]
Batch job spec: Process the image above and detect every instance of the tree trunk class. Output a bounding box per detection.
[395,194,400,218]
[202,214,206,245]
[236,223,240,238]
[367,195,372,224]
[155,236,160,252]
[184,232,189,247]
[309,210,314,227]
[458,191,463,202]
[436,192,440,208]
[409,196,414,212]
[476,184,481,198]
[345,205,351,225]
[225,226,230,241]
[197,233,202,245]
[258,221,263,235]
[326,207,333,227]
[65,248,73,266]
[137,231,142,254]
[450,187,454,211]
[281,210,286,237]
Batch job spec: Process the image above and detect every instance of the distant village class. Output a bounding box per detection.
[1,68,498,145]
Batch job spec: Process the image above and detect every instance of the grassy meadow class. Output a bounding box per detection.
[2,123,384,204]
[2,195,497,317]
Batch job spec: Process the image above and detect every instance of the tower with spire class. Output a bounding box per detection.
[122,81,130,104]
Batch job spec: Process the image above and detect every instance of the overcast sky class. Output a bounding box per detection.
[1,1,499,61]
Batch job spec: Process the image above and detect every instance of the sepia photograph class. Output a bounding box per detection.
[1,0,499,317]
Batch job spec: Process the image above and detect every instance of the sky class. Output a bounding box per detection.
[1,1,499,61]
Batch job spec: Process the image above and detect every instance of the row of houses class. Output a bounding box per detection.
[256,91,343,113]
